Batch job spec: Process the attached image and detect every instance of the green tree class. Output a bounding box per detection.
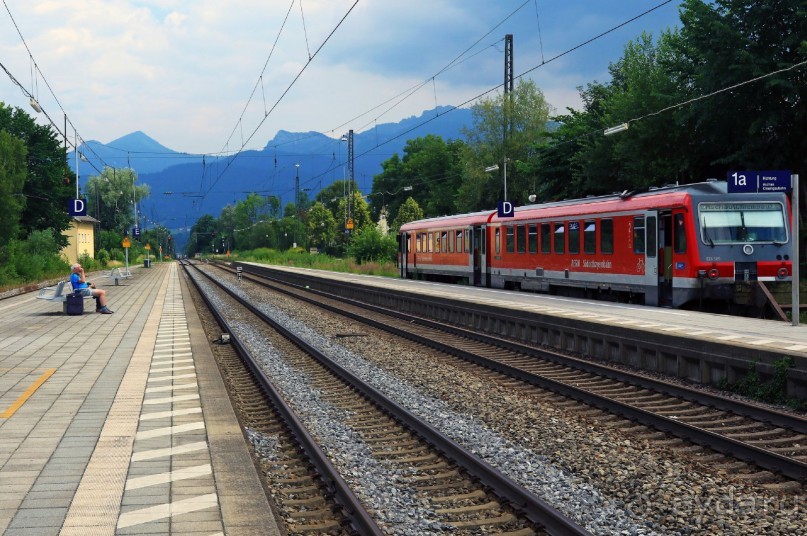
[459,79,553,210]
[0,103,73,245]
[85,167,149,235]
[391,197,425,233]
[307,202,337,249]
[676,0,807,190]
[348,225,397,264]
[0,131,27,247]
[370,135,465,221]
[185,214,217,256]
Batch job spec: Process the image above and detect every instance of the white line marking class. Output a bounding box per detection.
[145,382,198,394]
[140,407,203,421]
[150,365,196,373]
[136,421,205,440]
[143,393,200,405]
[125,463,212,490]
[147,373,197,383]
[117,493,218,529]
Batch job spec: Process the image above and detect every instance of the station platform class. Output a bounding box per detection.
[249,263,807,358]
[0,262,280,535]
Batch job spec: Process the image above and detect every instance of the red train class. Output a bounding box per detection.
[398,180,794,311]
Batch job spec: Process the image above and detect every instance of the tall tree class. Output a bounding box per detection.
[459,79,553,210]
[676,0,807,177]
[86,167,149,235]
[0,131,27,247]
[370,135,465,220]
[0,103,73,245]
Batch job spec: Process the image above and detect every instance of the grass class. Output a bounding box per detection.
[211,248,400,278]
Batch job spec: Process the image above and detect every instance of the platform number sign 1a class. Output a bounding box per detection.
[727,171,792,193]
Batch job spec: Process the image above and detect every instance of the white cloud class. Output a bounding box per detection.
[0,0,681,153]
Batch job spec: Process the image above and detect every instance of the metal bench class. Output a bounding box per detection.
[103,267,132,285]
[37,281,95,313]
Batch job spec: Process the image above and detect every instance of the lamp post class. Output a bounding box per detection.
[484,163,506,201]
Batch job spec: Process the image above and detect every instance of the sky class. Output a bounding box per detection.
[0,0,685,156]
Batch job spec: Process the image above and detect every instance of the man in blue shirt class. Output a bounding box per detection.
[70,264,113,314]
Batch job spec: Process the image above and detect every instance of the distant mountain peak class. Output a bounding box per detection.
[106,131,177,154]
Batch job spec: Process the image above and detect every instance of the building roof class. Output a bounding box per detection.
[72,215,100,223]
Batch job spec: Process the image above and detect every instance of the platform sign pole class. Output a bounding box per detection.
[793,174,800,327]
[122,236,131,276]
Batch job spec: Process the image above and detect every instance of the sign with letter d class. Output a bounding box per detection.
[497,200,514,218]
[68,198,87,216]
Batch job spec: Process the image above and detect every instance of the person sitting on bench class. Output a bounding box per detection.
[70,263,114,314]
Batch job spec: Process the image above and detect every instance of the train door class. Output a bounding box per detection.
[641,210,659,306]
[472,225,486,286]
[659,212,673,306]
[399,231,409,278]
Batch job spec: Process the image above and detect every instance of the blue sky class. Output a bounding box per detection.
[0,1,683,155]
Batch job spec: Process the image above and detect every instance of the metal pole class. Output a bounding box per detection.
[793,174,800,327]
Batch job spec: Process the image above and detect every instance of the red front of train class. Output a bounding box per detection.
[399,181,793,311]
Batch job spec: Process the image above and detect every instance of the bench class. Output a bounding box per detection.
[103,267,132,285]
[37,281,95,313]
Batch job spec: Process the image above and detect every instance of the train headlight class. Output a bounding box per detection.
[777,267,789,280]
[707,268,720,280]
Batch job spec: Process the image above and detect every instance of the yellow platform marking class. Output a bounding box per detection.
[1,368,56,418]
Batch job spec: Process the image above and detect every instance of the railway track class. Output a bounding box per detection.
[182,261,588,535]
[218,261,807,486]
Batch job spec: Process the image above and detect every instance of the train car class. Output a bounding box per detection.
[399,180,793,311]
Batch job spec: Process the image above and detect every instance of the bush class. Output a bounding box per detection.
[348,226,397,265]
[96,249,111,267]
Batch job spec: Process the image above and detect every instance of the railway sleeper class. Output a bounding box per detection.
[447,513,518,529]
[429,489,487,503]
[435,500,509,515]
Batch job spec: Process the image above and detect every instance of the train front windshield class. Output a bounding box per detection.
[698,202,788,245]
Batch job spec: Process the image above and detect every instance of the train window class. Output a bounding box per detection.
[441,231,448,253]
[428,232,434,253]
[554,223,565,254]
[448,231,454,253]
[506,226,515,253]
[601,219,614,254]
[698,202,787,244]
[541,223,551,254]
[674,214,687,253]
[416,233,421,253]
[583,221,596,254]
[633,217,646,254]
[528,225,538,253]
[516,226,526,253]
[495,227,501,254]
[568,221,580,254]
[647,216,657,257]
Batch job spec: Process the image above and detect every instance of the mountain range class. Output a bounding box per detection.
[72,105,475,234]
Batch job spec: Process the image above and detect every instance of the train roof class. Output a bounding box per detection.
[399,209,495,231]
[399,180,789,231]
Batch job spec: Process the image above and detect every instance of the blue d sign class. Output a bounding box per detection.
[497,200,514,218]
[69,198,87,216]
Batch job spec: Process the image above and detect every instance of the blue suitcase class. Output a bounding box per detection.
[65,292,84,315]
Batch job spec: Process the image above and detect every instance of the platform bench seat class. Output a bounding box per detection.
[103,267,132,285]
[37,281,95,313]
